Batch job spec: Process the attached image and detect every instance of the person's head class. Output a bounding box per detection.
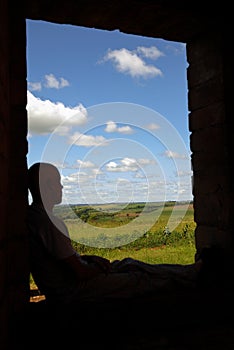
[28,162,63,208]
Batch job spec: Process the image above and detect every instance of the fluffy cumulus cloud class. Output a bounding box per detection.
[105,157,150,172]
[44,74,70,89]
[101,46,164,79]
[105,121,134,134]
[136,46,164,60]
[27,91,88,135]
[28,73,70,91]
[27,82,42,92]
[76,160,95,168]
[68,131,108,147]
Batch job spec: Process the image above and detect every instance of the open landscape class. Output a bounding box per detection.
[30,200,196,294]
[55,200,196,264]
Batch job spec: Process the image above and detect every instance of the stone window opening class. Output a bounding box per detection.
[1,2,232,349]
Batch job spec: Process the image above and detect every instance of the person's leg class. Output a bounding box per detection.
[71,261,200,302]
[110,257,202,274]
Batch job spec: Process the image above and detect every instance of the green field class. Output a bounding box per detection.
[30,201,196,289]
[54,201,196,264]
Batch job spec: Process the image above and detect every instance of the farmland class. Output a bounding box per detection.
[54,201,196,264]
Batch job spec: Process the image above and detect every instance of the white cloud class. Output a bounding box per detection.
[28,82,42,91]
[136,46,164,60]
[102,48,163,79]
[138,158,155,165]
[105,121,116,133]
[105,157,155,173]
[28,73,70,92]
[163,150,188,159]
[92,168,103,175]
[44,74,70,89]
[106,157,139,172]
[121,157,137,167]
[68,131,108,147]
[106,161,118,170]
[176,170,192,177]
[144,123,160,131]
[27,91,88,135]
[61,173,78,183]
[105,121,134,134]
[76,160,95,168]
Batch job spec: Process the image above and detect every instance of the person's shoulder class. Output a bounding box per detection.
[28,203,47,218]
[27,203,51,227]
[51,214,70,237]
[28,202,45,213]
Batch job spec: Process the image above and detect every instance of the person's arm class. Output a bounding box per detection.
[81,254,111,273]
[47,216,111,279]
[62,253,109,281]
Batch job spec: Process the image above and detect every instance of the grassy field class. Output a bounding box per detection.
[55,201,196,264]
[30,201,196,289]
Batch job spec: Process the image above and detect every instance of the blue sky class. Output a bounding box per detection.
[26,19,192,205]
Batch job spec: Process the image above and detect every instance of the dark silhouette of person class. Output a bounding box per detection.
[27,162,205,305]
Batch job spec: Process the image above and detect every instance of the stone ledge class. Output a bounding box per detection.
[11,287,234,349]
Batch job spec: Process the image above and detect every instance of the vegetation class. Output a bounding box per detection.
[55,201,196,263]
[30,201,196,289]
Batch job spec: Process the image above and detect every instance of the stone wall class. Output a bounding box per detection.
[187,28,234,259]
[0,1,29,348]
[0,1,233,348]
